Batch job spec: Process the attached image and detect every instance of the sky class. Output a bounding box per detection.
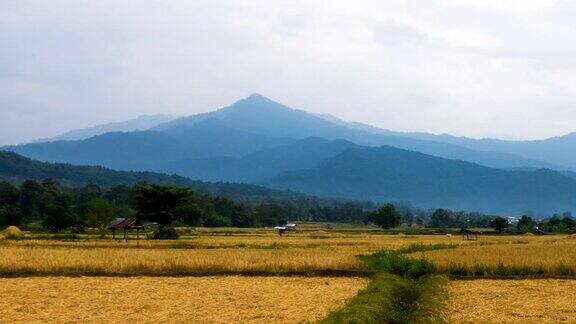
[2,0,576,145]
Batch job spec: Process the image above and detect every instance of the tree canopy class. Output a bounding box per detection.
[369,203,401,229]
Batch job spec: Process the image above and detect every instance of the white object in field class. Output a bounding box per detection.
[446,234,452,237]
[285,223,297,231]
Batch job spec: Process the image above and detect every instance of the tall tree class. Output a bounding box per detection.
[369,203,401,229]
[87,198,117,237]
[19,180,43,221]
[516,215,535,233]
[131,184,193,229]
[0,182,19,207]
[430,208,454,228]
[41,193,76,232]
[490,217,509,233]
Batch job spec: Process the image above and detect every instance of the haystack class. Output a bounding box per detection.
[2,226,23,239]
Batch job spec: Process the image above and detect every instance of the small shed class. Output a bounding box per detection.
[107,218,149,241]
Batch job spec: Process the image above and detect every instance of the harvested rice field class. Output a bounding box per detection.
[3,230,576,322]
[0,246,364,276]
[445,279,576,323]
[0,276,368,323]
[3,233,576,277]
[410,240,576,276]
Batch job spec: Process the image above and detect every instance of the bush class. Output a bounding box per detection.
[153,227,179,239]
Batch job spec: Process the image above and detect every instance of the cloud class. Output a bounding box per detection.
[1,0,576,144]
[373,22,426,46]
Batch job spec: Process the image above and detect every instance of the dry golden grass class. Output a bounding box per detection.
[0,276,368,323]
[446,279,576,323]
[0,232,463,276]
[412,241,576,273]
[2,233,573,276]
[0,232,475,251]
[0,245,364,276]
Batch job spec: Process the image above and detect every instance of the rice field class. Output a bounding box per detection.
[0,231,466,276]
[445,279,576,323]
[409,238,576,276]
[0,276,368,323]
[3,231,576,277]
[0,245,365,276]
[3,228,576,322]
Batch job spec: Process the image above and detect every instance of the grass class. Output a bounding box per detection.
[2,233,576,277]
[410,240,576,277]
[323,275,448,324]
[0,245,365,276]
[446,279,576,323]
[4,228,576,322]
[323,248,448,324]
[0,232,469,277]
[396,243,458,254]
[0,276,367,323]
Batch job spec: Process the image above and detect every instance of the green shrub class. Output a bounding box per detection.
[153,227,179,239]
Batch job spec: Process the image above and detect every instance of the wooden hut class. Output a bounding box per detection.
[107,218,149,241]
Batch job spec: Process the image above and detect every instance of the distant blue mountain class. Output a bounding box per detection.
[162,137,359,182]
[35,115,176,142]
[6,118,293,172]
[265,145,576,215]
[0,150,308,202]
[4,93,565,177]
[154,94,557,170]
[4,93,576,214]
[406,132,576,170]
[315,113,576,170]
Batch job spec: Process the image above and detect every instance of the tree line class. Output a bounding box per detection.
[0,179,370,232]
[2,178,574,234]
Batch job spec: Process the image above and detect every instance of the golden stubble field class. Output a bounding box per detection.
[3,228,576,323]
[0,232,467,276]
[446,279,576,323]
[0,276,368,323]
[409,236,576,273]
[2,231,576,276]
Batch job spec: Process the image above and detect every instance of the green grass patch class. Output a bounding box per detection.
[397,243,458,254]
[323,249,448,323]
[361,251,436,279]
[322,274,447,324]
[444,262,576,278]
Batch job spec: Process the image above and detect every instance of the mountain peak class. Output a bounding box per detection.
[235,93,279,108]
[245,93,270,101]
[224,93,293,115]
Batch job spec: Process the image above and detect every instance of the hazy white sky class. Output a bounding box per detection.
[2,0,576,145]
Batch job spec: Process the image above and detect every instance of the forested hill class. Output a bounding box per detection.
[265,145,576,215]
[0,150,305,202]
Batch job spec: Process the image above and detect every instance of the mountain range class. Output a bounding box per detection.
[35,115,176,142]
[0,150,305,202]
[265,146,576,215]
[5,93,576,215]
